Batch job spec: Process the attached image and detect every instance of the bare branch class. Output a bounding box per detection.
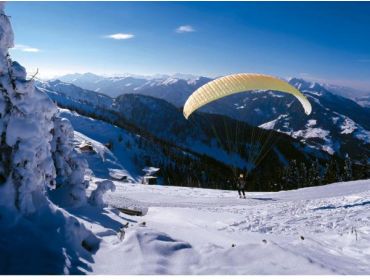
[29,68,39,81]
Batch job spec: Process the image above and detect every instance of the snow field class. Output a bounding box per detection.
[73,179,370,274]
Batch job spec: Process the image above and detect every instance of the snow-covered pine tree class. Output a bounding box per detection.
[0,9,93,213]
[50,117,89,207]
[0,9,57,214]
[0,5,104,273]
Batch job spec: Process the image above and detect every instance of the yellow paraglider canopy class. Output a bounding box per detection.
[183,73,312,119]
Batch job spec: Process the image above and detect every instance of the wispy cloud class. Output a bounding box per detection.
[176,25,195,33]
[13,44,40,53]
[105,33,134,40]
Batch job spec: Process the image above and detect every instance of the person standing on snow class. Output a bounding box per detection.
[236,173,247,199]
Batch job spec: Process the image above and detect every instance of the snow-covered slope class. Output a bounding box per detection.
[73,179,370,274]
[36,79,116,120]
[58,108,247,188]
[58,108,140,181]
[38,79,113,108]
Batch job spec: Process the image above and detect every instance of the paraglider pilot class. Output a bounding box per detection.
[236,173,247,199]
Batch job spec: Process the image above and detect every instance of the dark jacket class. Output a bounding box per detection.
[236,177,246,190]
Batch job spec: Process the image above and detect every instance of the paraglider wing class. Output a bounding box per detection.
[183,73,312,119]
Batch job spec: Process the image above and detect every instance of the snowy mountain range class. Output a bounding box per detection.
[57,72,211,106]
[200,78,370,160]
[41,74,370,161]
[58,72,370,107]
[37,79,336,189]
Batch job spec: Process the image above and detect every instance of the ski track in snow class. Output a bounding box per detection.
[72,179,370,274]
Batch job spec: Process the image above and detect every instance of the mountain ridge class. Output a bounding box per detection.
[38,75,370,161]
[36,79,338,189]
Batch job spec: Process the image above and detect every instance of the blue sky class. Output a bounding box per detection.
[5,1,370,90]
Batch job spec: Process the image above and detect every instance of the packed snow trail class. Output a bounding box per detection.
[75,179,370,274]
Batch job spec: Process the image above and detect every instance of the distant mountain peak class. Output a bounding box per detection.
[288,77,324,92]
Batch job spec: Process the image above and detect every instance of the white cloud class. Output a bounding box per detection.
[105,33,134,40]
[13,44,40,53]
[176,25,195,33]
